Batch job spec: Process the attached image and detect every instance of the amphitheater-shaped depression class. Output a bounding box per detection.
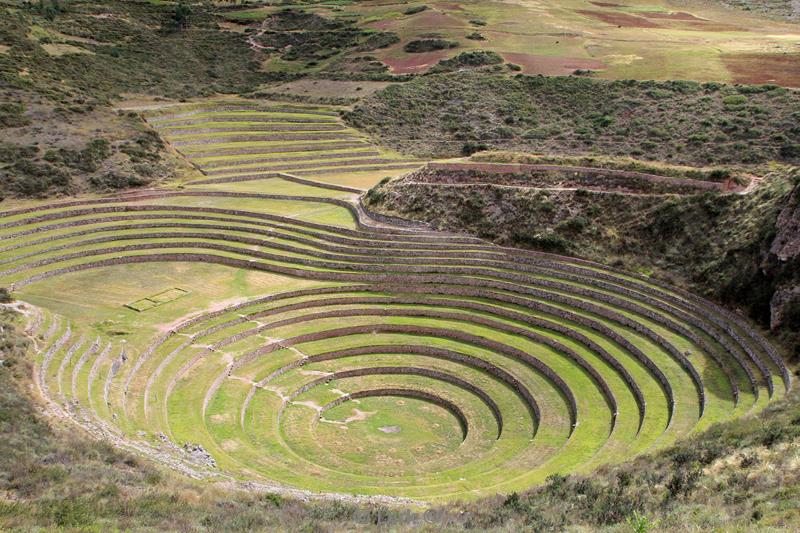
[3,103,790,502]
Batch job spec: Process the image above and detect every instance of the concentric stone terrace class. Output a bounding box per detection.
[4,103,789,502]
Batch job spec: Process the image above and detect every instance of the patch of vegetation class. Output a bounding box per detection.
[403,5,429,16]
[253,8,396,67]
[0,0,248,197]
[355,31,400,52]
[0,102,30,127]
[346,72,800,165]
[0,90,187,198]
[429,50,504,74]
[715,0,799,21]
[403,39,459,53]
[472,151,740,182]
[1,1,266,102]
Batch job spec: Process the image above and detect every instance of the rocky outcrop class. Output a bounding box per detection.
[770,184,800,262]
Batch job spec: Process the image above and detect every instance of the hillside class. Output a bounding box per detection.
[0,0,264,197]
[715,0,800,21]
[345,72,800,165]
[220,0,800,85]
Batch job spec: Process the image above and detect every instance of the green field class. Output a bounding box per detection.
[1,101,789,503]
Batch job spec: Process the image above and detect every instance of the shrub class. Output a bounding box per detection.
[89,171,148,190]
[780,144,800,159]
[429,50,503,73]
[723,95,748,108]
[0,288,12,303]
[403,5,428,15]
[512,230,569,253]
[462,142,488,156]
[403,39,458,53]
[355,32,400,51]
[0,103,30,128]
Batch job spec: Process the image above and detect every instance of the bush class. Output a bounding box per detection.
[512,230,569,253]
[723,95,748,108]
[403,5,428,15]
[355,32,400,52]
[0,103,30,128]
[429,50,503,73]
[462,142,488,156]
[780,144,800,159]
[403,39,458,53]
[0,288,12,303]
[89,171,148,190]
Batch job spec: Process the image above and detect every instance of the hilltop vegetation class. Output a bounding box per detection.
[346,72,800,166]
[0,0,262,198]
[716,0,800,21]
[0,1,264,101]
[0,93,190,198]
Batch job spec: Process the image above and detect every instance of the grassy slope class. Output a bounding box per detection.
[345,71,800,166]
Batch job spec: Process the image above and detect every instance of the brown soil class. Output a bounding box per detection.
[383,49,455,73]
[722,53,800,88]
[412,10,464,29]
[367,19,394,30]
[576,10,662,28]
[501,52,606,75]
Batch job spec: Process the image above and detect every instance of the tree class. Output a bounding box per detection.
[171,2,192,31]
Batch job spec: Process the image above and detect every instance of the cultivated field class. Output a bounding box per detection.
[228,0,800,87]
[1,102,790,502]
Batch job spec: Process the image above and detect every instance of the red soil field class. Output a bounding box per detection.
[382,49,455,73]
[501,52,606,75]
[366,19,393,30]
[576,10,661,28]
[411,10,465,29]
[723,53,800,88]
